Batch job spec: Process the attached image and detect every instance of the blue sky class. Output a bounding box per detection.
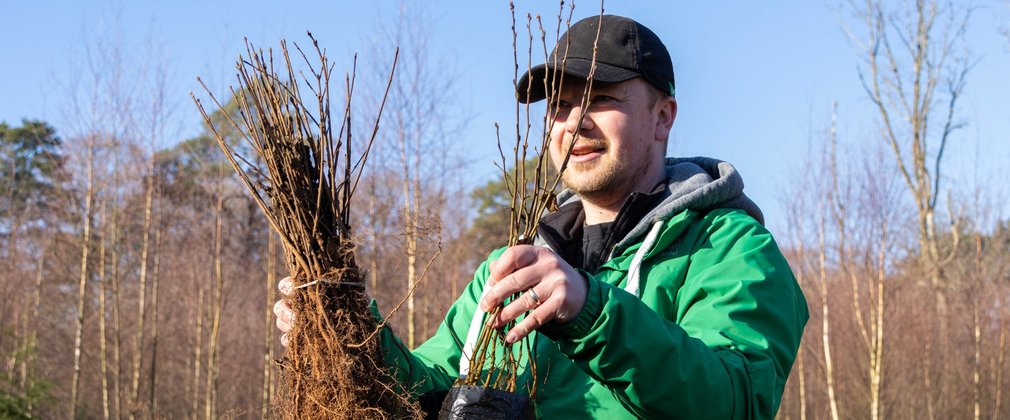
[2,1,1008,232]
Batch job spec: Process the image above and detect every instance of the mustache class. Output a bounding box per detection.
[561,137,607,152]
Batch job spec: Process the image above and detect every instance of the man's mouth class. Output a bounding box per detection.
[566,141,606,162]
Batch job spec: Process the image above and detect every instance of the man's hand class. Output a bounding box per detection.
[274,277,295,347]
[480,245,588,344]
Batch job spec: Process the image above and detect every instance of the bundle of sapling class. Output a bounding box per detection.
[193,35,421,419]
[439,3,604,418]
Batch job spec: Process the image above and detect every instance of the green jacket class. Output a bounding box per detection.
[378,157,808,419]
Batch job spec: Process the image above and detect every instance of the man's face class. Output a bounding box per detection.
[547,77,673,203]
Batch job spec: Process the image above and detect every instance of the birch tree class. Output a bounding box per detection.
[367,2,466,348]
[69,135,98,419]
[843,2,973,414]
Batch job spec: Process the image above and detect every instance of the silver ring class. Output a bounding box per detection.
[526,288,542,307]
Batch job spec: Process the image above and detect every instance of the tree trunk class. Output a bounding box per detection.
[402,141,418,348]
[797,345,806,420]
[99,205,111,420]
[923,322,935,420]
[818,210,840,420]
[2,171,23,382]
[24,243,46,417]
[870,225,887,420]
[973,234,982,420]
[192,284,204,419]
[70,133,98,419]
[129,170,155,419]
[368,182,380,294]
[406,231,417,348]
[793,241,807,420]
[4,211,23,383]
[995,315,1005,420]
[148,204,163,418]
[110,149,124,420]
[931,258,949,419]
[262,230,276,419]
[205,182,224,420]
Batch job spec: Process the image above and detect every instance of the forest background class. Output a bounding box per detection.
[2,0,1010,418]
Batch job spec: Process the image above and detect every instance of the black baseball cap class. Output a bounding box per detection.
[516,15,675,103]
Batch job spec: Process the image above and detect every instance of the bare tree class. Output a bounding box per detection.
[818,106,842,420]
[368,2,466,348]
[124,33,171,418]
[785,201,810,420]
[96,201,111,419]
[24,240,49,417]
[192,278,204,418]
[61,41,126,413]
[127,150,154,419]
[843,2,974,414]
[845,0,972,278]
[817,200,840,420]
[147,201,163,417]
[56,14,168,417]
[866,160,893,420]
[972,233,982,420]
[205,175,225,420]
[110,156,125,420]
[69,130,97,419]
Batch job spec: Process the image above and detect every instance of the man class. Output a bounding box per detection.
[275,14,807,419]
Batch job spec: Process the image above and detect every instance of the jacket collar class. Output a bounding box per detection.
[537,180,668,271]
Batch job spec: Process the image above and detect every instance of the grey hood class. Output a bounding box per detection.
[553,156,764,256]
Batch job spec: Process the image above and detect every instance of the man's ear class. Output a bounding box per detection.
[655,97,677,141]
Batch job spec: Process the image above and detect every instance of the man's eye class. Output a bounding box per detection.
[591,95,616,104]
[549,100,572,114]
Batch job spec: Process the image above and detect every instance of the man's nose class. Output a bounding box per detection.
[564,106,595,134]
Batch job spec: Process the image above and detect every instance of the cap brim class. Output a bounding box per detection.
[516,58,640,103]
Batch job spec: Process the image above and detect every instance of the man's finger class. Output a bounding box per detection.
[276,317,291,334]
[481,266,538,311]
[505,303,554,344]
[274,300,295,326]
[278,276,293,296]
[494,285,550,327]
[488,245,537,284]
[273,299,288,318]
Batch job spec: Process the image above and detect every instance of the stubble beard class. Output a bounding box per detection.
[560,139,659,204]
[561,153,629,201]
